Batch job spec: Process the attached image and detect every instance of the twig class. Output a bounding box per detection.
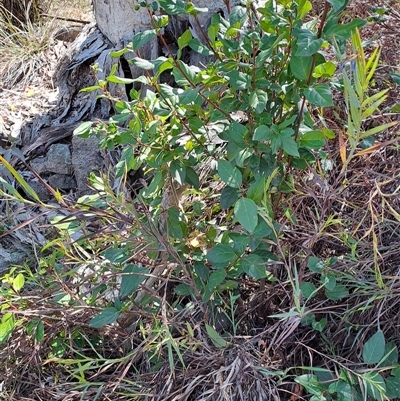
[41,13,91,24]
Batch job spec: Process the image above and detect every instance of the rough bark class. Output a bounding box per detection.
[54,0,228,126]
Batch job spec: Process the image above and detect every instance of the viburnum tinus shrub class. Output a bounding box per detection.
[75,0,365,321]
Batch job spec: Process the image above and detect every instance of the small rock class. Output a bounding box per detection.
[46,144,73,174]
[71,136,103,194]
[0,244,28,273]
[27,180,52,201]
[48,174,76,190]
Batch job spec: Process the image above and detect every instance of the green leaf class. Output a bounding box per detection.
[247,176,265,203]
[153,14,169,28]
[326,0,347,13]
[189,38,214,56]
[390,73,400,86]
[208,269,227,289]
[205,324,228,348]
[290,55,312,80]
[308,256,326,273]
[89,307,120,328]
[141,171,165,198]
[185,166,199,189]
[226,122,248,148]
[239,254,267,279]
[253,125,272,141]
[225,70,251,90]
[252,217,274,239]
[363,330,385,364]
[312,317,327,332]
[73,121,93,137]
[300,130,326,149]
[220,185,239,209]
[0,313,15,344]
[79,85,102,93]
[174,284,194,296]
[304,84,333,107]
[130,57,155,70]
[234,198,258,233]
[177,88,200,105]
[229,5,248,27]
[13,273,25,292]
[300,282,317,299]
[313,61,336,78]
[207,244,238,268]
[34,320,44,343]
[281,136,299,157]
[363,371,386,400]
[131,29,157,50]
[294,29,324,57]
[0,155,41,203]
[328,380,355,400]
[325,284,348,300]
[385,376,400,399]
[110,48,130,58]
[218,160,242,188]
[298,0,313,18]
[250,90,268,114]
[322,274,336,291]
[178,29,192,49]
[295,374,324,396]
[107,75,138,84]
[170,160,186,185]
[323,18,366,41]
[167,207,186,240]
[159,0,187,14]
[382,341,398,367]
[120,264,148,298]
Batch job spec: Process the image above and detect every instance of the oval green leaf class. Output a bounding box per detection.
[234,198,258,233]
[207,244,238,268]
[218,160,242,188]
[89,307,120,328]
[363,330,385,364]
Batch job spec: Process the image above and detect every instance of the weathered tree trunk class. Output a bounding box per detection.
[55,0,227,124]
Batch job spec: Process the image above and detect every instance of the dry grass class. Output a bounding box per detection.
[0,0,92,88]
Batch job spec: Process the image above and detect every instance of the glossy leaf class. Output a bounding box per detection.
[363,330,385,364]
[247,176,266,203]
[170,160,186,185]
[304,84,333,107]
[178,29,192,49]
[120,264,148,298]
[327,0,347,13]
[218,160,242,188]
[207,244,238,268]
[385,376,400,399]
[239,254,267,279]
[131,29,157,51]
[0,313,15,344]
[220,186,239,209]
[294,29,324,56]
[159,0,186,15]
[13,273,25,292]
[250,90,268,114]
[363,371,386,400]
[290,55,312,80]
[208,269,227,289]
[89,307,120,328]
[234,198,258,233]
